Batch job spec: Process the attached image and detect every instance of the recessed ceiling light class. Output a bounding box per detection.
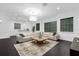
[57,7,60,10]
[0,20,2,23]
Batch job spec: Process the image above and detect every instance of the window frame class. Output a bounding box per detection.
[44,21,57,32]
[36,23,40,31]
[60,17,73,32]
[14,23,21,29]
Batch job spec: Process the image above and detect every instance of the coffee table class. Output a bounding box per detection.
[32,37,48,44]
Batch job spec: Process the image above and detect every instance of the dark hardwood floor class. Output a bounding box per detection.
[0,37,72,56]
[44,40,72,56]
[0,37,19,56]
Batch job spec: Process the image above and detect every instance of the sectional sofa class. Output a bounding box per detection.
[15,32,61,43]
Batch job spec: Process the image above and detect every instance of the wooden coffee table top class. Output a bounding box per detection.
[32,36,48,42]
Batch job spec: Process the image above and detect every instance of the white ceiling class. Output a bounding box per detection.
[0,3,79,21]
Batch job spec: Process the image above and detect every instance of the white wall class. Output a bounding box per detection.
[36,9,79,42]
[56,10,79,41]
[0,14,32,39]
[9,21,31,35]
[1,8,79,41]
[0,16,11,38]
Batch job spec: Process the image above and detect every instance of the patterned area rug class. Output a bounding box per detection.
[14,40,59,56]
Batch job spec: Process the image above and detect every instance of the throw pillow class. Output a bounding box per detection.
[19,34,25,37]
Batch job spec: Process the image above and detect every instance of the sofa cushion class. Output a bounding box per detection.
[16,36,32,43]
[42,32,51,37]
[49,36,57,41]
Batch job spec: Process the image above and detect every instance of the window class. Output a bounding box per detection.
[44,21,57,32]
[36,23,40,31]
[14,23,21,29]
[60,17,73,32]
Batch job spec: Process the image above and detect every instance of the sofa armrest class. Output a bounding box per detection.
[16,36,32,43]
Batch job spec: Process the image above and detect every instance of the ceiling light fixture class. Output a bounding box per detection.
[0,20,2,23]
[24,8,41,16]
[29,16,37,21]
[57,7,60,10]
